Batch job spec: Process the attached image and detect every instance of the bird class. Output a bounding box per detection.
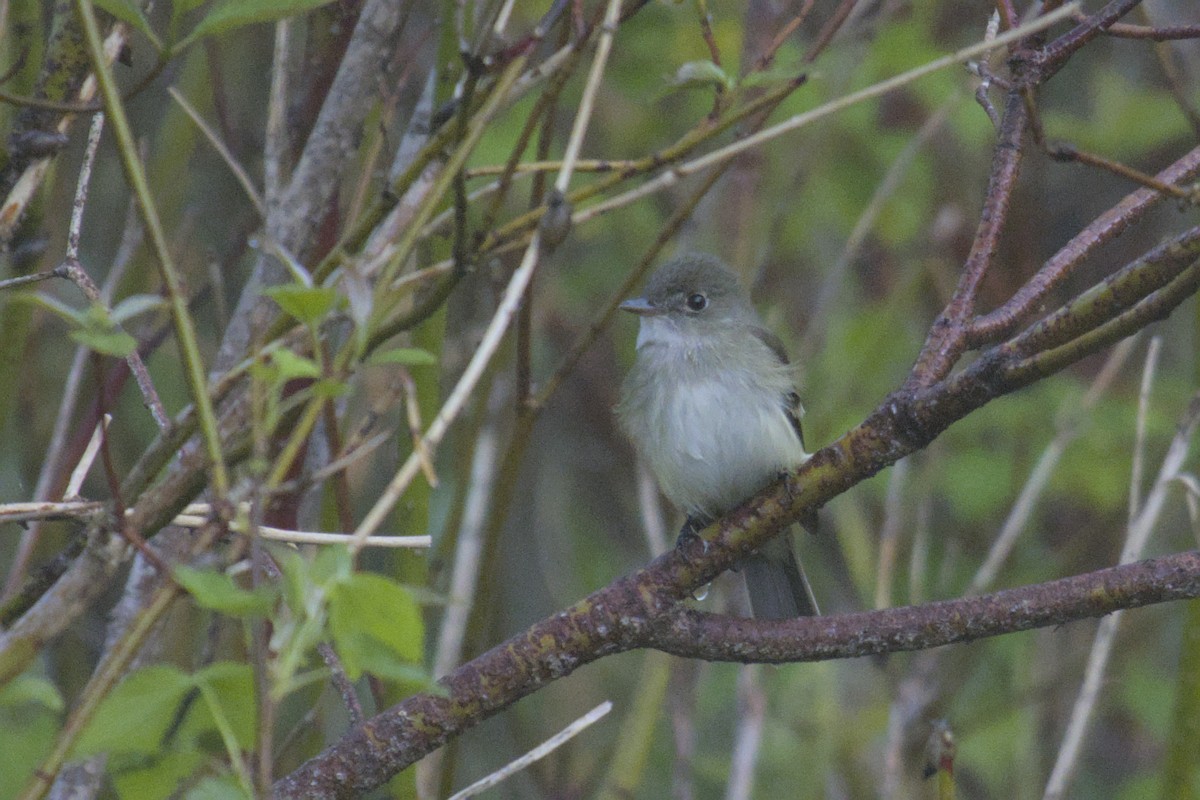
[616,253,818,619]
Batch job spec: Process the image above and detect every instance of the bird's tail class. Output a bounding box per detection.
[742,528,819,619]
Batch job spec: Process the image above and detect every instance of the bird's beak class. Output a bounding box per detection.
[619,297,658,316]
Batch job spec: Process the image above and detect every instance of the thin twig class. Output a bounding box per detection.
[0,500,103,525]
[1071,10,1200,41]
[725,666,765,800]
[907,89,1027,387]
[1046,141,1200,203]
[168,87,267,218]
[77,0,229,495]
[63,415,109,499]
[0,270,61,290]
[572,7,1077,234]
[60,258,172,430]
[65,113,105,260]
[1129,337,1162,522]
[967,338,1136,595]
[264,18,292,210]
[350,0,624,547]
[875,458,908,609]
[171,512,431,549]
[1043,393,1200,799]
[753,0,815,71]
[318,642,364,724]
[445,701,612,800]
[431,391,504,677]
[0,200,143,600]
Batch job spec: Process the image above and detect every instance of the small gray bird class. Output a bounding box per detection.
[617,253,819,619]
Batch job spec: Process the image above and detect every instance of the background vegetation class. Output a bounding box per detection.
[1,1,1199,798]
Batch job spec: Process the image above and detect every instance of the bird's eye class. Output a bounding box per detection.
[685,293,708,311]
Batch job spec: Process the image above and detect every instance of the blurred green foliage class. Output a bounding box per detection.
[1,0,1199,798]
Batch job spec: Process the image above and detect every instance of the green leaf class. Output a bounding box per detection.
[367,347,438,367]
[665,60,733,93]
[15,292,87,326]
[74,665,194,756]
[333,635,433,684]
[739,69,799,90]
[0,674,64,711]
[93,0,158,46]
[310,544,353,588]
[0,705,58,793]
[112,749,206,800]
[171,0,212,19]
[312,377,348,399]
[193,662,258,750]
[110,293,166,324]
[69,326,137,358]
[182,0,339,48]
[185,774,254,800]
[173,566,275,617]
[273,547,310,614]
[270,348,321,380]
[263,284,340,327]
[329,573,424,680]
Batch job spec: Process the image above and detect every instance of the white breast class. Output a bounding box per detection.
[620,317,806,519]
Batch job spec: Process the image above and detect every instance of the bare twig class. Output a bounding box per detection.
[169,87,266,218]
[1071,10,1200,41]
[431,390,504,677]
[1,200,143,600]
[725,666,766,800]
[63,414,109,499]
[318,642,364,725]
[264,18,292,209]
[446,702,612,800]
[65,113,104,260]
[1129,337,1163,521]
[1043,393,1200,799]
[970,147,1200,343]
[59,258,171,430]
[571,8,1076,235]
[968,338,1136,595]
[351,0,624,547]
[276,549,1200,798]
[77,0,228,495]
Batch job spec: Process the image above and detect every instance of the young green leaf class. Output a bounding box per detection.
[310,544,353,588]
[184,774,254,800]
[110,293,167,323]
[93,0,160,47]
[263,284,340,327]
[112,749,207,800]
[193,662,258,750]
[69,324,137,358]
[174,565,275,617]
[329,573,424,679]
[272,547,311,614]
[666,60,734,93]
[331,634,433,684]
[181,0,339,49]
[367,347,438,367]
[74,665,194,756]
[270,348,321,380]
[0,674,64,712]
[15,292,87,326]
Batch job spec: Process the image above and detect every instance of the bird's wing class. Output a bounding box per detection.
[750,325,806,450]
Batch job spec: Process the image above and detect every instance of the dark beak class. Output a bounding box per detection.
[619,297,658,316]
